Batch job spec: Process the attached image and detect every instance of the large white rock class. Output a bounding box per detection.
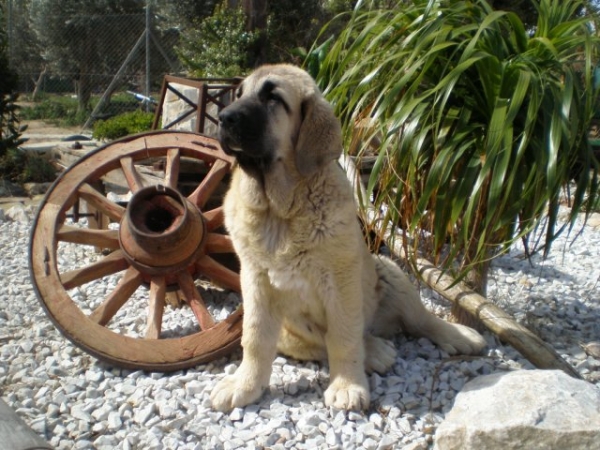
[434,370,600,450]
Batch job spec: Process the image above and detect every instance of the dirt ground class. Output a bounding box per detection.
[0,120,91,210]
[21,119,88,144]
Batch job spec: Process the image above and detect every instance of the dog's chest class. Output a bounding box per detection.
[248,214,319,291]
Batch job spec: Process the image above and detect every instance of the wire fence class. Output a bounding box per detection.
[5,1,182,128]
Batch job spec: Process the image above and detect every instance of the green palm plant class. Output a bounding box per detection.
[312,0,600,300]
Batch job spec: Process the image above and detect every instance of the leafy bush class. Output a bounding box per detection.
[0,147,56,183]
[20,93,145,127]
[92,110,154,141]
[0,2,24,159]
[1,93,27,156]
[19,95,83,125]
[177,5,260,77]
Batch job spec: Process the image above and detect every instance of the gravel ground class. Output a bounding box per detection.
[1,204,599,450]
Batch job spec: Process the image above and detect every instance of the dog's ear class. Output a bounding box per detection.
[294,92,343,177]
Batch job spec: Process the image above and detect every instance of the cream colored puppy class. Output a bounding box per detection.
[210,64,486,411]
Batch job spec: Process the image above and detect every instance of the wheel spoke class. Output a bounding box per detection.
[196,255,240,292]
[188,159,229,208]
[61,250,129,290]
[164,148,181,189]
[89,266,143,326]
[120,156,145,193]
[203,206,224,232]
[177,271,216,330]
[146,277,166,339]
[205,232,235,254]
[57,224,120,250]
[78,183,126,222]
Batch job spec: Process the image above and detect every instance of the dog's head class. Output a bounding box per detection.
[218,64,342,177]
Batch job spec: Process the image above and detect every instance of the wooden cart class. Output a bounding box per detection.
[29,77,245,371]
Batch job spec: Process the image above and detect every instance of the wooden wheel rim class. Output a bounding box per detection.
[29,131,242,371]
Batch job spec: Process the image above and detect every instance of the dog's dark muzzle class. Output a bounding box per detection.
[218,100,268,158]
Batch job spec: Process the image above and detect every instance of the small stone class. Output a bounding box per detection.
[369,413,384,428]
[582,341,600,359]
[91,404,113,421]
[107,411,122,430]
[348,411,364,421]
[229,407,244,421]
[71,404,92,422]
[19,340,35,353]
[94,435,119,449]
[85,370,104,383]
[133,404,155,425]
[326,428,338,446]
[185,380,205,396]
[363,437,379,450]
[29,417,46,435]
[377,435,397,450]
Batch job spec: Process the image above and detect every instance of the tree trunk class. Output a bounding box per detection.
[77,31,95,114]
[242,0,268,67]
[31,66,47,102]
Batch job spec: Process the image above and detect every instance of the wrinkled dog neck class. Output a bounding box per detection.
[233,160,306,219]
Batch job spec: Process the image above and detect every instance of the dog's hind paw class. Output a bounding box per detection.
[365,335,396,374]
[435,322,487,356]
[210,373,265,412]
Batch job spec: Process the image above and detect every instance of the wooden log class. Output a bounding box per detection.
[0,399,52,450]
[341,155,582,379]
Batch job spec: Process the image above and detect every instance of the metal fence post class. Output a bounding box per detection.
[146,0,151,113]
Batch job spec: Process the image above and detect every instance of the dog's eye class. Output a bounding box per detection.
[266,92,290,113]
[268,92,282,103]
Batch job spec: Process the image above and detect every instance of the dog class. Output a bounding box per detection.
[210,64,486,411]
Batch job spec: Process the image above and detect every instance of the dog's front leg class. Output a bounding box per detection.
[323,276,370,411]
[211,270,281,411]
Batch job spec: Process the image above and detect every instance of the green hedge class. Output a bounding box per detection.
[92,110,154,141]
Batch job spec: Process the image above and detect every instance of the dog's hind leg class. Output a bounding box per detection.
[370,255,487,355]
[364,334,396,374]
[277,323,328,362]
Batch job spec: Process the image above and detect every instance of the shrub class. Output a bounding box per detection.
[92,110,154,141]
[0,147,56,183]
[315,0,600,289]
[177,5,260,77]
[0,2,24,159]
[19,95,86,126]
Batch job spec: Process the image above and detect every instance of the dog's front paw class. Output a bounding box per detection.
[211,373,265,412]
[324,376,370,410]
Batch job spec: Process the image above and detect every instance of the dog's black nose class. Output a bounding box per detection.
[219,108,239,127]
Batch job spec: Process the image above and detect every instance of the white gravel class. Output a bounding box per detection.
[1,204,599,450]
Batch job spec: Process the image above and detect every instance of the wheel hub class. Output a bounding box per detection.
[119,184,206,276]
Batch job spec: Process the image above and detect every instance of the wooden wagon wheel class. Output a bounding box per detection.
[29,131,242,371]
